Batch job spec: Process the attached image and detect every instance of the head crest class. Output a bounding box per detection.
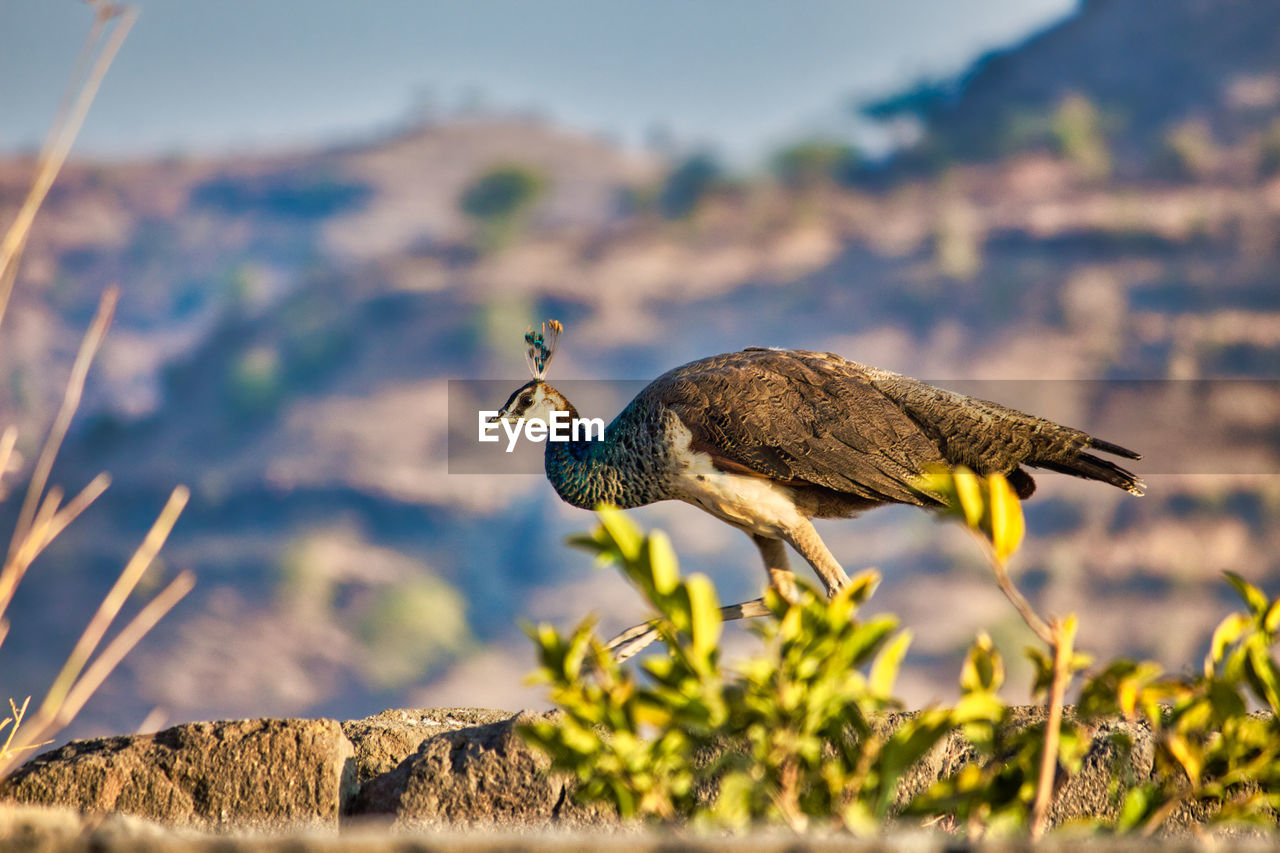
[524,319,562,379]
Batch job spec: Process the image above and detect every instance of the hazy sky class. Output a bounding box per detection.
[2,1,1075,164]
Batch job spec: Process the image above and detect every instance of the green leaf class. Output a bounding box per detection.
[1166,733,1202,785]
[564,532,600,552]
[844,615,899,667]
[1026,645,1055,698]
[1116,784,1153,833]
[953,466,984,528]
[987,472,1024,564]
[952,690,1007,725]
[684,573,722,660]
[1207,613,1249,672]
[960,632,1004,694]
[1266,598,1280,636]
[870,630,913,697]
[916,463,959,507]
[646,531,680,596]
[1224,571,1269,618]
[843,569,882,608]
[596,504,644,561]
[1245,638,1280,713]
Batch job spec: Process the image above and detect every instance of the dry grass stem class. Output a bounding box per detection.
[43,473,111,551]
[5,487,64,581]
[0,697,32,762]
[9,287,118,561]
[57,570,196,729]
[1,568,194,774]
[0,487,193,777]
[0,426,18,489]
[0,2,191,780]
[135,706,168,735]
[0,475,113,616]
[0,5,136,326]
[38,485,190,717]
[0,490,61,617]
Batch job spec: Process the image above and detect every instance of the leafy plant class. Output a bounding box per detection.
[525,472,1280,838]
[523,506,970,831]
[1079,570,1280,833]
[912,468,1093,838]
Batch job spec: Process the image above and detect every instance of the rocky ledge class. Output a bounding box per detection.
[0,706,1258,847]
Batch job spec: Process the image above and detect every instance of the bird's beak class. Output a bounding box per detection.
[489,409,519,425]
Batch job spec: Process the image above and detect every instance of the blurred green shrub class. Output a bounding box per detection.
[1157,120,1221,181]
[226,345,282,416]
[1078,570,1280,832]
[658,152,724,220]
[1051,94,1111,180]
[279,528,471,691]
[771,140,861,191]
[932,176,982,281]
[357,576,469,689]
[459,163,548,251]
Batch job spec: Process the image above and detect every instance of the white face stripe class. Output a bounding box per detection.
[504,383,570,422]
[525,385,560,420]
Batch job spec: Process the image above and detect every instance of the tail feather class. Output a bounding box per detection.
[1035,452,1146,496]
[1088,436,1142,461]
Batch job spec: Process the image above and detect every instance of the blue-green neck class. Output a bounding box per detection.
[542,408,661,510]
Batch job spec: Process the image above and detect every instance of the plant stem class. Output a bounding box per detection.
[978,529,1068,839]
[1031,619,1073,840]
[986,541,1052,646]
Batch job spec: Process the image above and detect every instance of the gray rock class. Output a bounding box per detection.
[1051,716,1154,827]
[0,718,354,833]
[341,707,514,790]
[350,710,615,831]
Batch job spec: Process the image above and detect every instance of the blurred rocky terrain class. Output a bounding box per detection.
[0,0,1279,739]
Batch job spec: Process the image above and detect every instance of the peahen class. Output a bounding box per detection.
[495,321,1143,658]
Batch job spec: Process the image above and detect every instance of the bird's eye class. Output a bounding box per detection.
[520,395,534,406]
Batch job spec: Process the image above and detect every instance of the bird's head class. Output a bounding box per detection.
[491,320,573,423]
[494,378,576,423]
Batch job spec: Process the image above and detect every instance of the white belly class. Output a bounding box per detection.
[667,420,806,538]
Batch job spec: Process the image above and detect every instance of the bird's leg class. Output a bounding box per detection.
[603,599,772,662]
[752,533,800,604]
[782,519,850,596]
[603,534,799,662]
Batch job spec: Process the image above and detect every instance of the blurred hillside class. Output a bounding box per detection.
[2,0,1280,737]
[870,0,1280,179]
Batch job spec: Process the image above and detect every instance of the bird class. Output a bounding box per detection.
[496,320,1143,659]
